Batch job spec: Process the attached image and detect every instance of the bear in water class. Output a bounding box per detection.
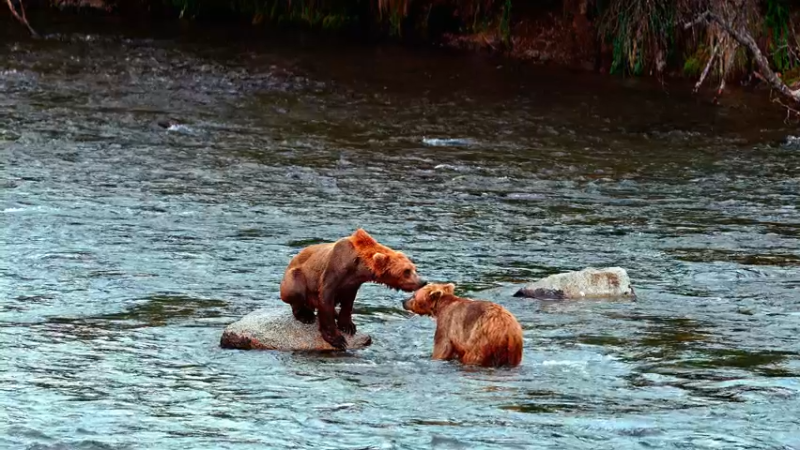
[403,283,523,368]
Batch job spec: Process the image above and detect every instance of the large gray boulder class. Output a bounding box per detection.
[513,267,635,300]
[220,308,372,351]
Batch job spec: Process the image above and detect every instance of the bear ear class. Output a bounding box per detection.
[352,229,377,247]
[443,283,456,294]
[430,290,444,301]
[373,252,389,269]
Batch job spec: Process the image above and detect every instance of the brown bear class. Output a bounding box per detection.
[280,228,427,350]
[403,283,523,368]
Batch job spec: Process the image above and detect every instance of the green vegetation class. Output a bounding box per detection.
[158,0,509,37]
[500,0,511,46]
[599,0,675,76]
[152,0,799,83]
[595,0,797,80]
[683,49,706,77]
[164,0,366,31]
[765,0,794,72]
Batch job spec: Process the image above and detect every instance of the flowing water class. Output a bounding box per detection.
[2,19,799,450]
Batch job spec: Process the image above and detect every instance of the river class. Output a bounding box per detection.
[1,19,799,450]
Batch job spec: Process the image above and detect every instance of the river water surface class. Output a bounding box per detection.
[2,20,800,450]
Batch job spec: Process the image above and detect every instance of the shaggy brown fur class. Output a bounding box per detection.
[403,283,523,368]
[280,229,426,350]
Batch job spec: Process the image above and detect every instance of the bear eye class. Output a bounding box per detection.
[404,269,412,277]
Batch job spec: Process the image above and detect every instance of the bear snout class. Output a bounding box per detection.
[399,278,427,292]
[402,298,412,311]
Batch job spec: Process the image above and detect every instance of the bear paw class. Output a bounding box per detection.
[338,322,357,336]
[324,333,348,351]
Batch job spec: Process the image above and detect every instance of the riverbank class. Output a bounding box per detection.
[3,0,800,113]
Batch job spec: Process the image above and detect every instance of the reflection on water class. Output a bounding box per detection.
[1,20,799,450]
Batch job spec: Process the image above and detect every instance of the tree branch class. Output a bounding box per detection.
[688,10,799,104]
[5,0,39,38]
[683,13,709,30]
[694,43,719,93]
[773,96,800,123]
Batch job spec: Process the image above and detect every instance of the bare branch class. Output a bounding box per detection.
[694,43,719,93]
[773,96,800,123]
[715,77,726,103]
[788,19,800,65]
[684,12,710,30]
[687,10,799,105]
[5,0,39,38]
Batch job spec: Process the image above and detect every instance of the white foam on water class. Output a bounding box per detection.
[433,164,458,170]
[167,124,194,134]
[541,360,588,367]
[2,206,51,213]
[422,137,475,147]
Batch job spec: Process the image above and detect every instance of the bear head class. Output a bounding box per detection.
[351,229,427,292]
[403,283,456,316]
[372,251,427,292]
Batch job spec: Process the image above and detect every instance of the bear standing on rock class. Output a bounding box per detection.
[280,229,427,350]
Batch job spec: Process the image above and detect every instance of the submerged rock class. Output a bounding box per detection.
[513,267,635,300]
[220,308,372,351]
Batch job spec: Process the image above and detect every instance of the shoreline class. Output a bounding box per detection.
[1,3,797,120]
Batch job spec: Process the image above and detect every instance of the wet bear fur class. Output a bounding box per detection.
[403,283,523,368]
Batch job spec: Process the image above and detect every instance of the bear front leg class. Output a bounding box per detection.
[318,301,347,350]
[317,240,358,351]
[432,327,454,360]
[432,340,454,360]
[336,288,358,336]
